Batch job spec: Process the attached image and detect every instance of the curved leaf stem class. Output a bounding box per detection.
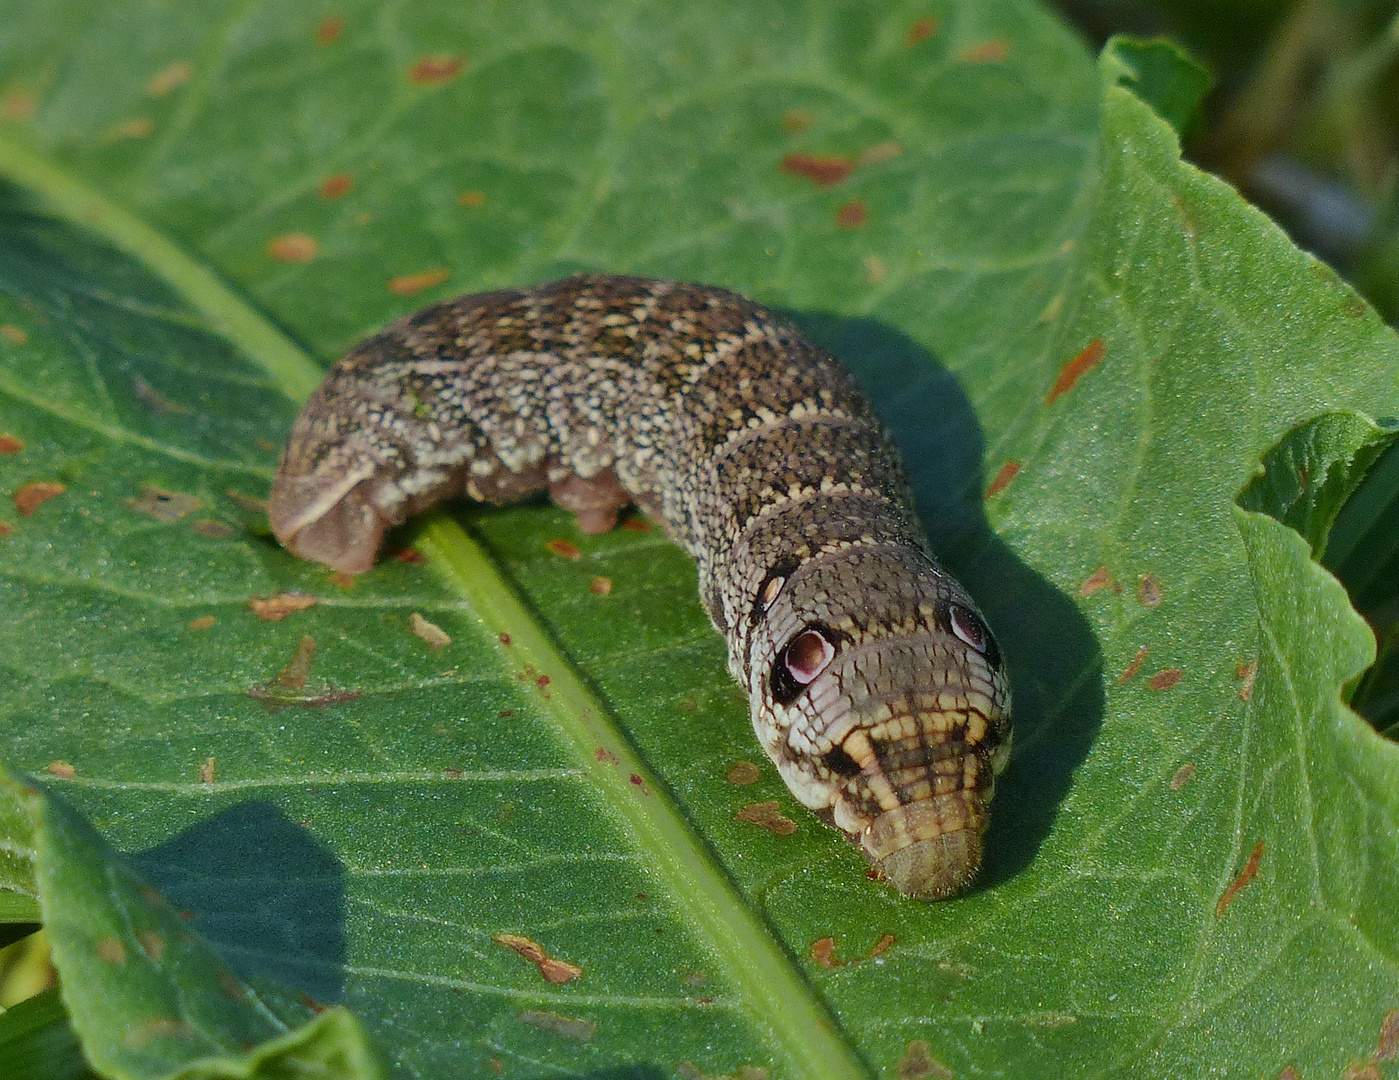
[418,515,872,1080]
[0,129,323,400]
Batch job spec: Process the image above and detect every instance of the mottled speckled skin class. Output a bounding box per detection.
[270,275,1011,898]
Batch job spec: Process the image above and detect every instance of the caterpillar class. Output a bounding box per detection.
[269,275,1011,899]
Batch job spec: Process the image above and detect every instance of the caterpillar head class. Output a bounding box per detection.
[746,543,1011,899]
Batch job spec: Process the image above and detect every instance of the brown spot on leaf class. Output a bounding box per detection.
[225,489,268,515]
[984,460,1020,498]
[248,635,360,709]
[545,538,581,559]
[277,635,317,689]
[197,756,215,784]
[836,201,868,229]
[493,933,584,984]
[388,267,450,295]
[248,593,317,621]
[95,937,126,966]
[595,747,619,765]
[188,615,216,631]
[589,575,613,595]
[1345,1063,1381,1080]
[1047,339,1104,404]
[959,39,1009,63]
[629,773,648,794]
[249,682,360,710]
[1169,762,1195,790]
[409,55,465,85]
[14,481,64,516]
[135,929,165,963]
[536,674,551,689]
[1148,668,1183,692]
[0,326,27,346]
[133,376,185,417]
[863,255,888,284]
[443,767,463,779]
[1344,297,1369,319]
[126,486,201,523]
[318,173,354,199]
[735,800,797,836]
[517,1009,595,1041]
[1377,1008,1399,1061]
[122,1017,196,1049]
[811,937,839,968]
[856,141,903,168]
[897,1039,953,1080]
[1237,660,1257,701]
[498,632,512,646]
[46,760,75,779]
[146,61,193,97]
[316,16,344,45]
[868,933,895,957]
[621,516,652,532]
[458,190,486,208]
[1137,574,1163,607]
[1215,840,1264,916]
[191,519,235,538]
[781,152,853,187]
[410,612,452,649]
[102,117,154,141]
[726,760,761,785]
[906,17,939,46]
[327,570,356,588]
[1079,565,1120,597]
[392,546,427,563]
[267,233,317,263]
[0,433,21,454]
[298,990,327,1014]
[781,108,811,134]
[0,88,37,120]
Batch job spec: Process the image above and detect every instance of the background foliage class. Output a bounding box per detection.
[0,3,1397,1079]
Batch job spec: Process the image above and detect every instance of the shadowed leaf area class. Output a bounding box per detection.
[0,5,1397,1080]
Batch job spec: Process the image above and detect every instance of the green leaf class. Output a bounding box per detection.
[1238,410,1399,561]
[2,767,381,1080]
[1097,36,1213,139]
[1,5,1398,1080]
[0,988,98,1080]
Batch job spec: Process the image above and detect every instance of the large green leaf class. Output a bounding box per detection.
[0,5,1397,1079]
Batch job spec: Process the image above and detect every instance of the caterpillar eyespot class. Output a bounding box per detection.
[270,274,1012,899]
[784,628,835,684]
[750,559,799,625]
[948,602,1000,668]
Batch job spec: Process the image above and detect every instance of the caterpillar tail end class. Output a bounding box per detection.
[268,466,385,575]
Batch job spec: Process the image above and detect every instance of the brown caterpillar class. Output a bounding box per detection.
[270,275,1011,899]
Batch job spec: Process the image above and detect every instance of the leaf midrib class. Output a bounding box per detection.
[0,125,874,1080]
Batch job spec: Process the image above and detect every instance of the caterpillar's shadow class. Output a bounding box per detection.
[788,311,1104,889]
[133,801,347,1003]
